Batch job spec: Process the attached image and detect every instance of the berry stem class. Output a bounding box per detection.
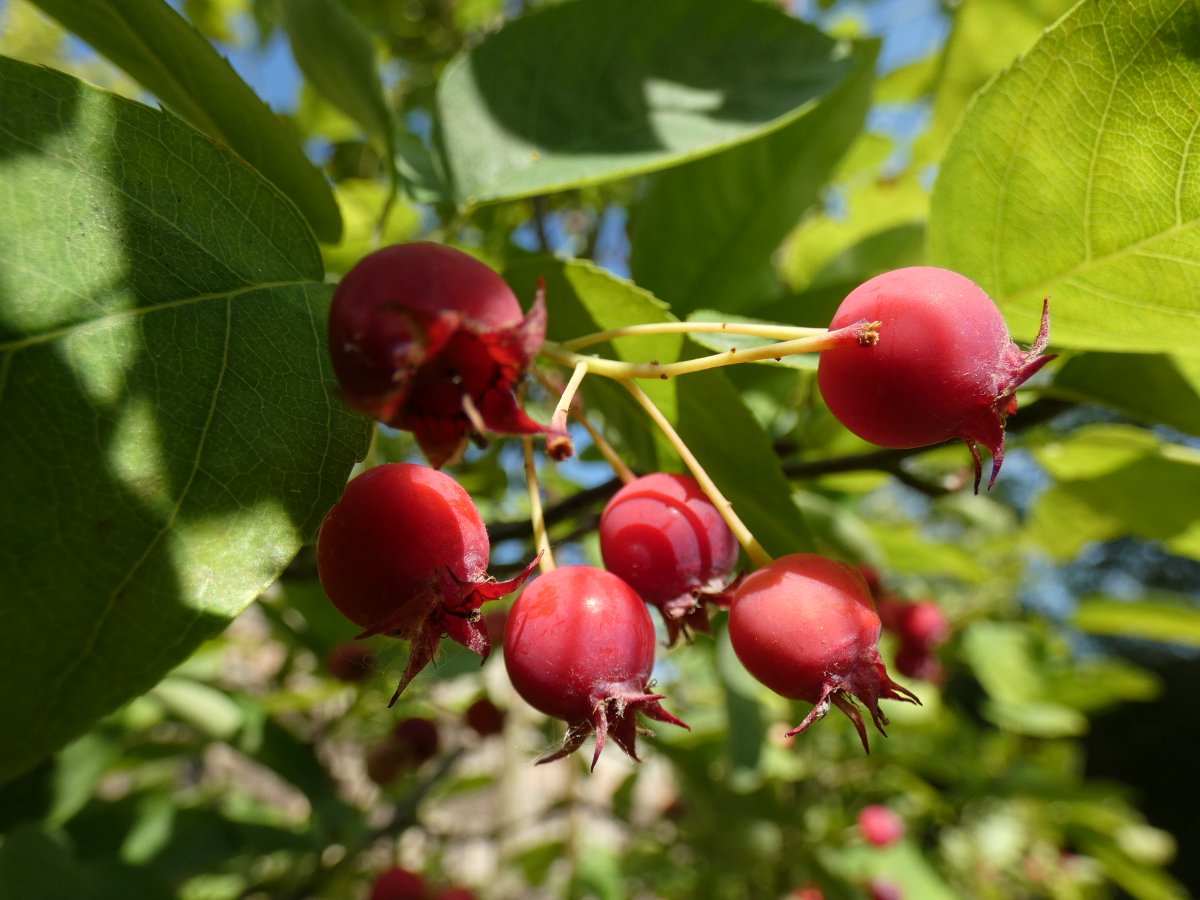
[541,319,878,381]
[620,378,773,569]
[560,319,831,351]
[523,437,555,574]
[548,360,588,439]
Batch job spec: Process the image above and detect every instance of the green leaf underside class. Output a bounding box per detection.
[928,0,1200,352]
[0,58,370,785]
[629,40,877,316]
[437,0,856,205]
[1048,351,1200,436]
[24,0,342,242]
[506,257,813,559]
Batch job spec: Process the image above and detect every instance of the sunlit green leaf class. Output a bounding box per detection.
[0,58,369,785]
[26,0,342,241]
[437,0,858,205]
[929,0,1200,352]
[1074,596,1200,648]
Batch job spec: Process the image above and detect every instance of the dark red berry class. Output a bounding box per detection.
[728,554,918,752]
[464,697,505,737]
[317,463,535,704]
[329,242,553,467]
[433,889,477,900]
[370,867,427,900]
[894,601,950,650]
[858,804,905,847]
[817,267,1053,491]
[326,640,375,683]
[503,566,689,769]
[600,473,740,644]
[393,717,441,763]
[893,642,945,683]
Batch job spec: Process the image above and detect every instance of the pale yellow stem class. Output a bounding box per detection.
[523,437,555,574]
[561,319,829,351]
[549,360,589,436]
[542,319,878,381]
[620,379,772,569]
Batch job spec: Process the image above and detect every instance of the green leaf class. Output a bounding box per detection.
[283,0,392,154]
[1028,427,1200,559]
[0,58,370,785]
[1074,596,1200,648]
[24,0,342,242]
[1047,351,1200,436]
[929,0,1200,351]
[628,40,877,315]
[918,0,1078,163]
[436,0,859,206]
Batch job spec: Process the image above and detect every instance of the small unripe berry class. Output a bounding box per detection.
[858,804,906,847]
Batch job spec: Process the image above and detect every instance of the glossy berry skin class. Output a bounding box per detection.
[729,554,918,752]
[317,463,534,704]
[858,804,906,847]
[329,242,552,467]
[369,867,426,900]
[503,566,689,769]
[600,473,740,644]
[817,266,1052,490]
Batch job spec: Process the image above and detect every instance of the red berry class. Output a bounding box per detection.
[433,890,476,900]
[893,642,945,683]
[317,463,535,704]
[370,867,427,900]
[728,554,918,752]
[817,267,1053,490]
[464,697,505,737]
[329,242,552,467]
[867,879,904,900]
[858,804,906,847]
[503,566,689,769]
[326,640,375,683]
[599,473,740,644]
[790,886,825,900]
[393,717,441,762]
[895,601,950,649]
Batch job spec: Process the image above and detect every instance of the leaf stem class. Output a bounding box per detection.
[561,319,831,351]
[542,319,878,381]
[619,379,772,569]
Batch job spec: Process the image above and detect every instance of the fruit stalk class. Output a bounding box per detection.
[560,319,833,351]
[620,379,772,569]
[541,319,879,381]
[523,437,555,574]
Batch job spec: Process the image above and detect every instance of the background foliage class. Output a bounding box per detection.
[1,0,1197,898]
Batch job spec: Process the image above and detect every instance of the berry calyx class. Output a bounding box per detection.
[503,566,689,769]
[328,242,552,467]
[728,554,918,752]
[599,473,740,644]
[817,266,1053,491]
[317,463,535,704]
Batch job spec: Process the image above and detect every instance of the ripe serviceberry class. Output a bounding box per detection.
[326,640,376,683]
[729,554,918,752]
[858,804,906,847]
[317,463,535,704]
[464,697,505,737]
[599,473,740,644]
[817,266,1053,490]
[329,242,554,467]
[369,867,427,900]
[366,717,442,785]
[503,566,689,769]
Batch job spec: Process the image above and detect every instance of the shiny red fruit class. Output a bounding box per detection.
[503,566,689,769]
[317,463,534,704]
[817,266,1052,490]
[599,473,740,644]
[729,554,918,752]
[329,242,552,467]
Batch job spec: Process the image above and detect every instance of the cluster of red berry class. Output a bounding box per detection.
[316,242,1051,768]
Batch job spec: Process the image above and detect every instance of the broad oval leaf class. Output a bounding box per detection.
[629,40,876,316]
[0,58,370,785]
[437,0,858,206]
[26,0,342,242]
[929,0,1200,352]
[1074,596,1200,648]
